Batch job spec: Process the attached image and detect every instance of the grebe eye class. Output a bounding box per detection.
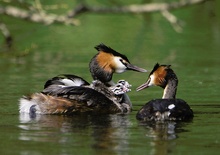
[119,59,127,65]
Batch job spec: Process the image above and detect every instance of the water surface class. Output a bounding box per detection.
[0,1,220,155]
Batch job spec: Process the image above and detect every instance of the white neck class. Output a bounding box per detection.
[162,78,178,99]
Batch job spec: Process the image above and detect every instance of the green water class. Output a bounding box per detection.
[1,1,220,155]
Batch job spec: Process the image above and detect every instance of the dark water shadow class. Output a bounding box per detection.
[190,104,220,115]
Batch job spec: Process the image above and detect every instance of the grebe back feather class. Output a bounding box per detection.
[19,44,146,115]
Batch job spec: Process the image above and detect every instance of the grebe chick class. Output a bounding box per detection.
[19,44,146,115]
[136,63,193,121]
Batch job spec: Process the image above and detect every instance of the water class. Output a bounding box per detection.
[1,1,220,155]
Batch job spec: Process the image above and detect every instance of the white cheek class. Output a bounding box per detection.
[113,57,127,73]
[148,75,156,86]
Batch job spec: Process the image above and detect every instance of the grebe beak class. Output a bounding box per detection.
[126,63,147,73]
[136,78,151,91]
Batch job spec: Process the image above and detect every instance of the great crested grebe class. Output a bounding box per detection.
[19,44,147,115]
[136,63,193,121]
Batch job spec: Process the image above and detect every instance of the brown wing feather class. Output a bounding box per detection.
[31,93,91,114]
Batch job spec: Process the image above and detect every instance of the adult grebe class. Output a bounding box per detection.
[136,63,193,121]
[19,44,147,115]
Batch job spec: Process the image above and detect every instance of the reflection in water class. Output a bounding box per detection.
[139,121,190,155]
[18,113,132,155]
[144,121,178,141]
[91,114,132,154]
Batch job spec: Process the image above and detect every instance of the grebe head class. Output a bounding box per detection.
[136,63,172,91]
[90,43,147,83]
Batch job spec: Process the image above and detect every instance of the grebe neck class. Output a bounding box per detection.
[162,75,178,99]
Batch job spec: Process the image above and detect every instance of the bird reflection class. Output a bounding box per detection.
[143,121,178,140]
[138,120,190,155]
[90,114,131,153]
[18,113,132,154]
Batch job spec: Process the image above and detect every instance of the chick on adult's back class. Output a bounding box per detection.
[19,44,147,115]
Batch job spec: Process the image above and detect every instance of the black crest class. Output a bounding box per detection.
[149,63,160,76]
[95,43,130,63]
[149,63,172,76]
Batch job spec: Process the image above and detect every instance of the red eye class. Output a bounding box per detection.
[119,59,127,66]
